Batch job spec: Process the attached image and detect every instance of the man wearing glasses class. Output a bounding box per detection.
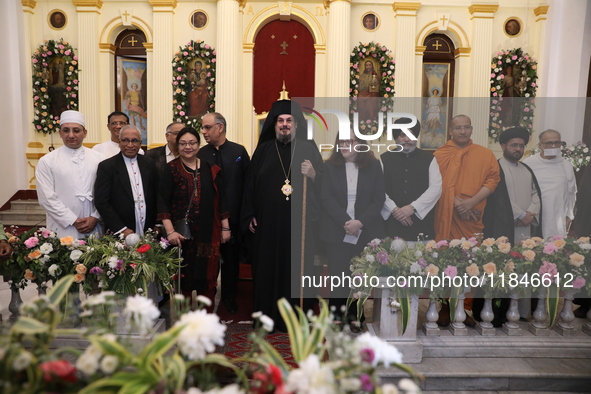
[93,112,144,159]
[433,115,500,327]
[94,125,159,237]
[434,114,500,241]
[524,129,576,238]
[145,122,184,173]
[197,112,250,314]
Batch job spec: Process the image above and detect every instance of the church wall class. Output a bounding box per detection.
[7,0,591,201]
[0,0,29,205]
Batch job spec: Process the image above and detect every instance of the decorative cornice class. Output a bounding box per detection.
[415,45,426,55]
[99,43,116,53]
[454,47,471,57]
[148,0,178,7]
[534,5,549,17]
[314,44,326,54]
[243,43,254,52]
[392,2,421,12]
[325,0,352,4]
[28,142,43,148]
[468,4,499,15]
[72,0,103,8]
[143,42,153,50]
[21,0,36,8]
[26,153,45,160]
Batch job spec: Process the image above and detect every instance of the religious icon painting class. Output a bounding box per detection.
[187,57,211,119]
[47,56,69,118]
[190,10,208,30]
[420,63,450,150]
[362,12,379,31]
[48,10,67,30]
[504,18,522,37]
[118,57,148,144]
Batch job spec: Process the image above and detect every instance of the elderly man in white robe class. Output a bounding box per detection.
[523,129,576,238]
[36,110,105,238]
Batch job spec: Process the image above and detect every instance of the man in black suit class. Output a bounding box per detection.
[94,125,159,236]
[198,112,250,313]
[145,122,184,173]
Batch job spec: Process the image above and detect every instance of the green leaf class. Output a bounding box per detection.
[10,316,50,335]
[254,340,290,372]
[278,298,305,362]
[547,284,560,327]
[138,324,184,369]
[48,274,76,305]
[399,291,411,335]
[165,353,187,392]
[90,336,133,361]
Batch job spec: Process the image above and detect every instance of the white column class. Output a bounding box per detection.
[74,0,102,142]
[241,44,254,153]
[468,4,499,147]
[216,0,241,139]
[393,2,421,98]
[537,0,591,143]
[149,0,176,144]
[326,0,351,98]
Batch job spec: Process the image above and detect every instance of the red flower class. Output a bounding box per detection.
[267,364,283,387]
[136,244,151,254]
[130,263,137,269]
[509,251,524,259]
[39,360,77,383]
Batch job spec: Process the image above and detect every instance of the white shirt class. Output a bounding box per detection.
[380,155,442,220]
[165,144,176,163]
[345,162,359,220]
[123,155,147,235]
[523,153,576,238]
[36,146,105,238]
[93,140,144,159]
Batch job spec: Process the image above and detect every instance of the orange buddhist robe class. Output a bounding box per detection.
[434,139,500,241]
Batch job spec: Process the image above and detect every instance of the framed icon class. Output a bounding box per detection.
[362,12,379,31]
[504,18,522,37]
[48,10,67,30]
[190,10,208,30]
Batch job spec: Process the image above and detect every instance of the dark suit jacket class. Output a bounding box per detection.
[320,158,385,245]
[94,152,159,234]
[197,139,250,228]
[145,145,168,174]
[483,160,543,241]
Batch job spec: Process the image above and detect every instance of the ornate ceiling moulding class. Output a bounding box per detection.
[72,0,103,8]
[534,5,549,16]
[468,4,499,19]
[148,0,178,7]
[21,0,37,8]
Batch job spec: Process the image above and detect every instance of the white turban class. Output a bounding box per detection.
[59,110,85,128]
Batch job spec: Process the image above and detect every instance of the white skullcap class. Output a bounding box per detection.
[59,110,85,127]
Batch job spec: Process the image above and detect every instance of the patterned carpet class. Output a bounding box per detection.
[216,323,297,368]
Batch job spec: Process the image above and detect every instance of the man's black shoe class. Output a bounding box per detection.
[224,299,238,314]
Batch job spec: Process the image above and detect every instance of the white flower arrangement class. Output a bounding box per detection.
[175,309,227,360]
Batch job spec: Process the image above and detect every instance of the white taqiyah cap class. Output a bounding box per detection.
[59,110,85,127]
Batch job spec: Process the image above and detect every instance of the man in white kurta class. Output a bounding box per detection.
[36,110,104,238]
[92,111,144,159]
[524,129,576,238]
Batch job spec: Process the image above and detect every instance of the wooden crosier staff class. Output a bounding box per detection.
[299,176,307,309]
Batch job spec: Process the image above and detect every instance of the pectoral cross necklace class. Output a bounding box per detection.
[275,139,296,200]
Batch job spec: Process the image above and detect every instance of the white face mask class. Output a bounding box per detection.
[543,148,561,157]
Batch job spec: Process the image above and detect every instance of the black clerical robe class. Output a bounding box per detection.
[483,160,543,241]
[241,138,322,331]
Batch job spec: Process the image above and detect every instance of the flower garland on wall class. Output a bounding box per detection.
[349,42,395,134]
[31,39,79,134]
[489,48,538,141]
[172,40,216,130]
